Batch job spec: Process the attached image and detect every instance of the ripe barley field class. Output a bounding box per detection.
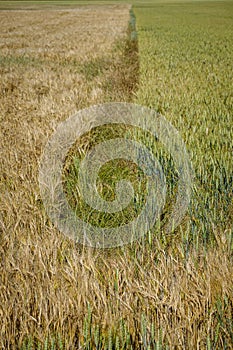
[0,1,232,349]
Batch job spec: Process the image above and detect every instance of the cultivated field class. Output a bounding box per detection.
[0,0,232,349]
[0,5,139,349]
[133,1,233,348]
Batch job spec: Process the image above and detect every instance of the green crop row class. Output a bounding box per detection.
[134,0,233,248]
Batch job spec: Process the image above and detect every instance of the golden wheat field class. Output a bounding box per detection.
[0,3,232,349]
[0,5,134,348]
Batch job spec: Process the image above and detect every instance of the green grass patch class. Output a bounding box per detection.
[134,0,233,247]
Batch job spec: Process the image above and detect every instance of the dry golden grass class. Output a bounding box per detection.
[0,6,129,60]
[0,4,232,350]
